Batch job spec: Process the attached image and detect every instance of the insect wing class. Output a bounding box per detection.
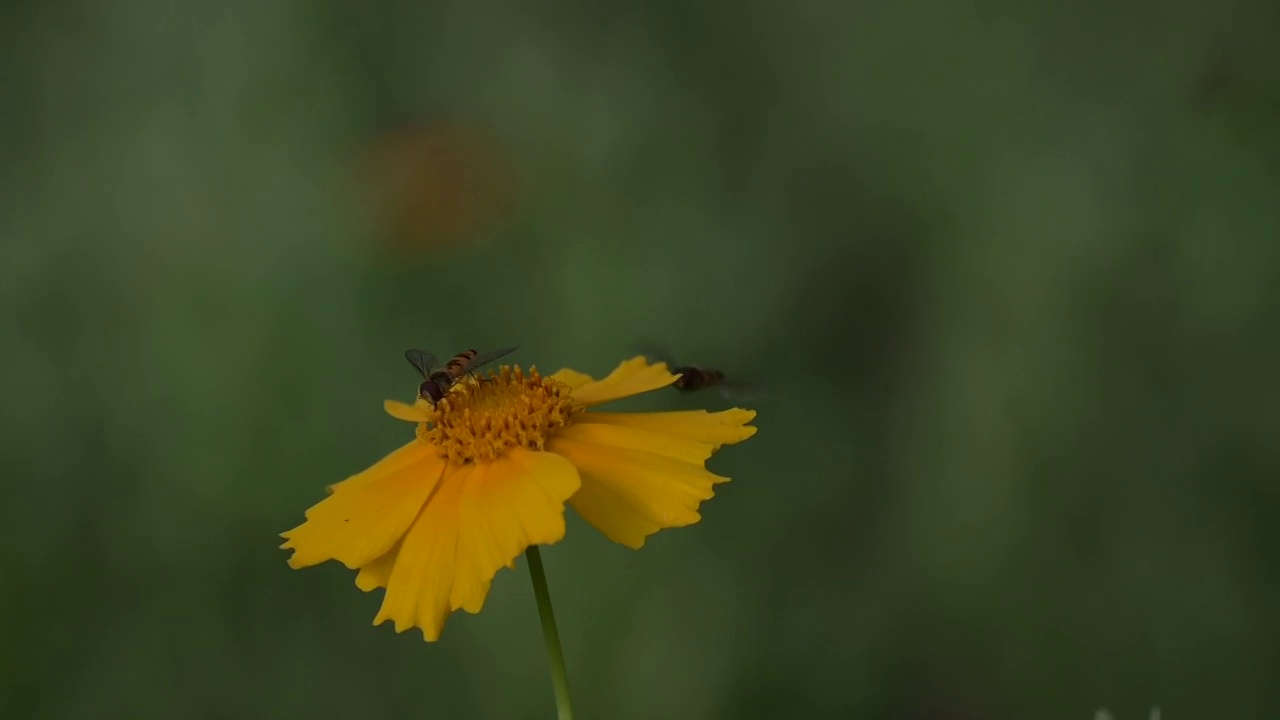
[464,346,519,373]
[718,379,767,403]
[404,349,438,378]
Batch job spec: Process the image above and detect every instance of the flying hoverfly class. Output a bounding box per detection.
[639,347,764,402]
[669,365,731,393]
[404,346,519,404]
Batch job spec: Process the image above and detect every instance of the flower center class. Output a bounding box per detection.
[417,366,578,463]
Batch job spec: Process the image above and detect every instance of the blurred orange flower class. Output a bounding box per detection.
[358,120,514,255]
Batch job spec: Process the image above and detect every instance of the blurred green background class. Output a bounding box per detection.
[3,1,1278,718]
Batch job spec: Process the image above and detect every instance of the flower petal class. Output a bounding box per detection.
[567,356,679,407]
[372,464,467,640]
[373,449,580,640]
[554,421,715,466]
[574,408,758,449]
[450,449,580,613]
[280,443,446,570]
[325,440,435,494]
[548,433,729,549]
[384,398,432,423]
[355,540,401,591]
[549,368,594,390]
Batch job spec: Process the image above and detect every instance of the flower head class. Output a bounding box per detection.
[281,356,757,641]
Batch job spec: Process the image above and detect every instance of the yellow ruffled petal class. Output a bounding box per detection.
[355,540,401,591]
[325,440,433,494]
[280,443,446,570]
[373,449,580,641]
[548,432,728,549]
[574,408,758,449]
[384,398,432,423]
[372,464,466,640]
[549,368,593,391]
[553,421,715,466]
[450,450,580,612]
[567,356,679,407]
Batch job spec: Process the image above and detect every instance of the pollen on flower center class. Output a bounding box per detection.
[417,366,578,463]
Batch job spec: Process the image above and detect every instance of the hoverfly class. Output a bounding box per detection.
[670,365,730,393]
[639,347,763,402]
[404,346,519,404]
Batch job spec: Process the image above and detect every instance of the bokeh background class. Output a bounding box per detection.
[3,1,1278,718]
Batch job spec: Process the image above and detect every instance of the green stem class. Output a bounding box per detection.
[526,545,574,720]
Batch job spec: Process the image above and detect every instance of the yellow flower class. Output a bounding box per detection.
[280,356,757,641]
